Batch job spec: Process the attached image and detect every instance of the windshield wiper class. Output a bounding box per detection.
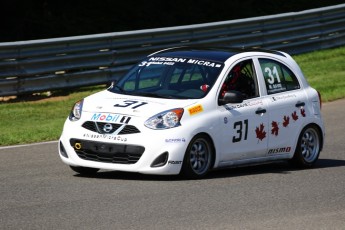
[112,85,125,92]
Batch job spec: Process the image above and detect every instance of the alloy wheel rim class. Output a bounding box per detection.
[301,128,320,163]
[189,139,210,175]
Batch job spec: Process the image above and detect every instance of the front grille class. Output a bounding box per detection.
[70,139,145,164]
[119,125,140,134]
[82,121,140,135]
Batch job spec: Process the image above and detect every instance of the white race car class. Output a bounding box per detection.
[59,47,324,178]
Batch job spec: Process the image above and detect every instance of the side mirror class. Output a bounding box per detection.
[107,80,117,88]
[218,90,244,105]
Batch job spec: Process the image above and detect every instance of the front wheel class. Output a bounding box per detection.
[290,125,321,168]
[70,166,99,175]
[181,134,213,179]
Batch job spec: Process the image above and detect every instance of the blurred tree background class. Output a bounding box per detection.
[1,0,344,42]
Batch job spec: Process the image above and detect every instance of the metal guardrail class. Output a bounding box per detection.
[1,4,345,96]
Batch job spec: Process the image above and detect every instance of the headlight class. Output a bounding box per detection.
[144,108,184,130]
[69,99,84,121]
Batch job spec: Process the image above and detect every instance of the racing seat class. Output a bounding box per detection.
[221,63,255,99]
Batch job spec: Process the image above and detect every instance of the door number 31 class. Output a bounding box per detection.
[233,119,248,143]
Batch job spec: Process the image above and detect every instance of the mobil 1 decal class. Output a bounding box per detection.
[90,113,131,124]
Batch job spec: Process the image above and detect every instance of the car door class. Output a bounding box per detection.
[257,57,306,156]
[218,59,269,163]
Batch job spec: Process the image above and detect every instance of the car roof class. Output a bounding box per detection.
[150,46,286,63]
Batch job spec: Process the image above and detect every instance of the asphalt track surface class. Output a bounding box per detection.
[1,99,345,230]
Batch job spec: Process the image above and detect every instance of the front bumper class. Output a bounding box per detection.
[58,119,190,175]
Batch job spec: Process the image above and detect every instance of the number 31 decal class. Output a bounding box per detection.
[114,100,148,109]
[233,119,248,143]
[265,66,281,84]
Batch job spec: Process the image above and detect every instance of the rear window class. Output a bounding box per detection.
[259,59,300,94]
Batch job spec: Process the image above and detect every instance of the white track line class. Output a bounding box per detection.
[0,140,58,150]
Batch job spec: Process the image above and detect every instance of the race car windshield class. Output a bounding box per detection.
[109,56,224,99]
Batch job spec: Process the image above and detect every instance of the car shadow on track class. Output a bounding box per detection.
[205,158,345,180]
[74,171,181,181]
[73,158,345,181]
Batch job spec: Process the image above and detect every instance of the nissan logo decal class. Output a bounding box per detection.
[103,123,113,133]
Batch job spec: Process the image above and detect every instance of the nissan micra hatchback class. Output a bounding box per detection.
[59,47,324,178]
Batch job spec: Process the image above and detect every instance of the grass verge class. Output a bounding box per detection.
[294,46,345,101]
[0,86,104,146]
[1,46,345,146]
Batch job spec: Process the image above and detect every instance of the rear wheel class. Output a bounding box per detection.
[70,166,99,175]
[181,134,213,179]
[290,125,321,167]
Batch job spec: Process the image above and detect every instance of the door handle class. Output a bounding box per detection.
[255,108,266,114]
[295,101,305,107]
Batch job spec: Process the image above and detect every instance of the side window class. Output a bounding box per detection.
[221,59,259,99]
[259,59,300,94]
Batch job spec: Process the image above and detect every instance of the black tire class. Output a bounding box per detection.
[290,125,321,168]
[70,166,99,175]
[181,134,213,179]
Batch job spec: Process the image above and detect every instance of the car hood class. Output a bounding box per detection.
[82,90,198,118]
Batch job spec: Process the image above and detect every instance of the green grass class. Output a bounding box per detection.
[294,46,345,102]
[1,46,345,146]
[0,86,104,146]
